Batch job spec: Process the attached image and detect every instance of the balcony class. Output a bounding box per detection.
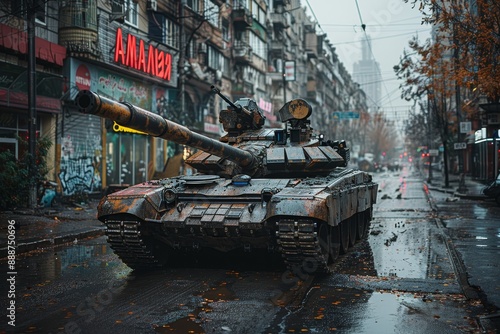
[273,0,291,6]
[304,32,322,59]
[232,8,253,30]
[59,28,100,59]
[267,71,283,82]
[269,40,284,54]
[58,2,100,59]
[233,43,253,64]
[232,80,254,97]
[271,12,290,30]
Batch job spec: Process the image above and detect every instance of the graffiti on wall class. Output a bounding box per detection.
[59,134,102,196]
[97,68,152,109]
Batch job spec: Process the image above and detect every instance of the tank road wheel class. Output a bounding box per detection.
[356,213,368,240]
[318,222,331,263]
[348,216,358,247]
[329,225,341,262]
[339,221,350,254]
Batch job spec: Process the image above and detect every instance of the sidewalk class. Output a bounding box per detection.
[0,199,105,255]
[424,172,489,200]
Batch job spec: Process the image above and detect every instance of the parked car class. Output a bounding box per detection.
[358,159,382,172]
[483,173,500,205]
[386,160,401,172]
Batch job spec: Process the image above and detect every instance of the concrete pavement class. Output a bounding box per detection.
[0,199,104,255]
[425,172,490,200]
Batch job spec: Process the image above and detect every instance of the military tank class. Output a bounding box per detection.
[75,88,378,274]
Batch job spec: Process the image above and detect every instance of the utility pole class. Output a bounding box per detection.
[281,31,287,105]
[452,27,464,174]
[179,0,186,123]
[27,0,37,208]
[427,98,433,184]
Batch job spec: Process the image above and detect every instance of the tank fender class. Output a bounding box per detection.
[268,196,329,223]
[267,187,364,226]
[357,182,378,211]
[326,192,341,226]
[97,183,166,221]
[357,185,368,212]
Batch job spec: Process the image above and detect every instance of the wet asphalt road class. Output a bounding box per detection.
[429,176,500,316]
[1,167,498,333]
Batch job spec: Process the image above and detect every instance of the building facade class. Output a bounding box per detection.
[0,0,368,198]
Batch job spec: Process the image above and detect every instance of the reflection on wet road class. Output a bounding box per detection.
[0,168,492,333]
[431,183,500,317]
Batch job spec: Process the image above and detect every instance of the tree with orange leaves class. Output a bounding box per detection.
[405,0,500,103]
[395,0,500,185]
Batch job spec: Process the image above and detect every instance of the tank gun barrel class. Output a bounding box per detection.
[75,90,256,168]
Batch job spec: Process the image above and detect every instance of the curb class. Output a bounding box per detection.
[426,184,488,200]
[479,313,500,333]
[424,183,481,300]
[0,228,105,256]
[454,193,489,200]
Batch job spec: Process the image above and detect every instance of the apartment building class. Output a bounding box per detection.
[0,0,367,196]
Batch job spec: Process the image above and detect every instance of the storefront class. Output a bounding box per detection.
[473,128,500,180]
[0,21,66,180]
[62,45,180,195]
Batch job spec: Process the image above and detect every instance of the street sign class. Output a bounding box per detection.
[332,111,360,119]
[284,60,296,82]
[454,142,467,150]
[429,149,439,156]
[460,122,471,133]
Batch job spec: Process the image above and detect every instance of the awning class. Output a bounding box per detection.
[0,63,64,113]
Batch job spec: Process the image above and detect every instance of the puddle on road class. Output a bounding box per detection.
[275,285,480,334]
[155,281,237,334]
[4,237,126,287]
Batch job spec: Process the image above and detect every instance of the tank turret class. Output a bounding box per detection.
[75,89,348,178]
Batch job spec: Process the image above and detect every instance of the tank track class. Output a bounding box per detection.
[105,219,162,270]
[276,219,331,274]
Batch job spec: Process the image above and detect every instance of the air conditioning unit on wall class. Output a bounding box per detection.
[147,0,157,11]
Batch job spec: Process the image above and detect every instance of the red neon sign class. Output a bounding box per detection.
[114,28,172,81]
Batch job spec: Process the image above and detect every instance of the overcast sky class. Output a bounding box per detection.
[305,0,432,131]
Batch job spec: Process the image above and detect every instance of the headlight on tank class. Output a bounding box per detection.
[163,189,177,204]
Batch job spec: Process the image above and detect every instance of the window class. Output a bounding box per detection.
[204,0,219,27]
[10,0,46,24]
[249,32,266,59]
[251,2,266,26]
[258,7,265,25]
[59,0,97,30]
[222,19,230,41]
[186,0,200,12]
[35,0,46,25]
[125,0,138,26]
[252,1,258,19]
[10,0,25,18]
[207,46,229,74]
[164,17,179,49]
[234,0,249,10]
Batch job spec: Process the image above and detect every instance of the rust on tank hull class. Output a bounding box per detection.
[75,89,378,273]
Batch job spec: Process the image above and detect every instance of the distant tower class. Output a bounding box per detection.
[353,36,381,112]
